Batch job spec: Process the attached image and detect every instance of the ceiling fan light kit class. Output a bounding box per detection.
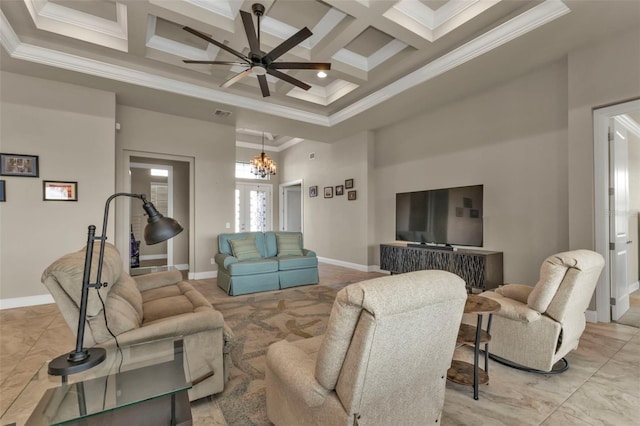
[182,3,331,97]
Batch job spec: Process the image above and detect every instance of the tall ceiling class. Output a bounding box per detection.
[1,0,639,147]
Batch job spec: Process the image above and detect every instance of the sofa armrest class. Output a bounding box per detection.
[133,270,183,292]
[266,340,330,407]
[302,249,316,257]
[480,292,541,323]
[101,310,225,348]
[215,253,238,269]
[496,284,533,304]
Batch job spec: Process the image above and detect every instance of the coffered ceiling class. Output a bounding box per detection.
[1,0,639,147]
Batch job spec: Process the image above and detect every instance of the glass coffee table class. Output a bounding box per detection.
[1,338,191,426]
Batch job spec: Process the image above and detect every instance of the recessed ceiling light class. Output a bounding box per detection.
[317,71,327,78]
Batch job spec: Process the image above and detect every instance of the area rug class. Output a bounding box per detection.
[210,284,344,425]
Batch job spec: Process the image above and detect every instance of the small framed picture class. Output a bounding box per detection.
[335,185,344,196]
[456,207,464,217]
[470,209,480,218]
[309,185,318,198]
[0,153,39,177]
[324,186,333,198]
[348,190,357,200]
[0,180,5,202]
[43,181,78,201]
[463,197,472,208]
[345,178,354,189]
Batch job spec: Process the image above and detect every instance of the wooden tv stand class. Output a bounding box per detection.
[379,243,503,291]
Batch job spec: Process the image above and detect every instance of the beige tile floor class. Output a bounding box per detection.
[1,264,639,425]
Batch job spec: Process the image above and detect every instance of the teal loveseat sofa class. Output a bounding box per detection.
[215,231,319,296]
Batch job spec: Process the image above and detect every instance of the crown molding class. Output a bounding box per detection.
[329,0,570,126]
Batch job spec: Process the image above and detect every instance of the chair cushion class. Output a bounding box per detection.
[480,292,540,323]
[228,258,279,276]
[142,281,212,324]
[278,255,318,271]
[527,254,570,313]
[41,242,122,316]
[496,284,533,304]
[276,234,303,257]
[229,236,262,261]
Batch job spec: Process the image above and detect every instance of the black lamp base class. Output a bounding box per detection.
[48,347,107,376]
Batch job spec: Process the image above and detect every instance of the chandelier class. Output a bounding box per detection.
[251,133,277,178]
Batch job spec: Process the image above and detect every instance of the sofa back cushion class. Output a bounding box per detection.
[218,232,267,257]
[265,232,304,257]
[228,235,262,261]
[276,233,303,257]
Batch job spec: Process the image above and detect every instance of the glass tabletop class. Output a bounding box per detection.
[1,337,190,426]
[129,265,176,276]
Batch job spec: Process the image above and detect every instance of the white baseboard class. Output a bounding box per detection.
[190,271,217,280]
[0,294,54,310]
[317,257,382,273]
[629,280,639,293]
[585,310,598,323]
[140,254,167,261]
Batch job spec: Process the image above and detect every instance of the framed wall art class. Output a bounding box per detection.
[0,153,39,177]
[309,185,318,197]
[43,181,78,201]
[335,185,344,196]
[0,180,5,202]
[348,190,357,200]
[324,186,333,198]
[345,178,354,189]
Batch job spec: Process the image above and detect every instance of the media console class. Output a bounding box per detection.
[380,243,503,291]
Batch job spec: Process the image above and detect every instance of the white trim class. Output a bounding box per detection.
[174,263,190,271]
[317,256,379,273]
[190,270,217,280]
[593,99,640,323]
[280,179,304,232]
[616,114,640,138]
[0,294,54,310]
[1,2,570,128]
[630,280,640,294]
[139,254,168,261]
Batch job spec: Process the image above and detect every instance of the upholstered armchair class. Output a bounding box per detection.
[478,249,604,372]
[265,270,467,425]
[41,243,230,401]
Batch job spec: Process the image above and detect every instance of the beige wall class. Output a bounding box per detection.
[115,105,236,277]
[280,132,373,267]
[0,72,116,300]
[374,60,569,284]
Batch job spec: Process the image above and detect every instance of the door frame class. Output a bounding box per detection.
[279,179,304,232]
[130,162,175,265]
[593,99,640,323]
[119,151,195,275]
[235,181,274,232]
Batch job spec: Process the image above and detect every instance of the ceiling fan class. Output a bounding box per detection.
[182,3,331,97]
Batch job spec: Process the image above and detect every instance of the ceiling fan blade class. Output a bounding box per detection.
[183,26,249,62]
[240,10,261,56]
[183,60,249,66]
[267,68,311,91]
[221,69,252,89]
[270,62,331,70]
[257,74,270,97]
[263,27,312,64]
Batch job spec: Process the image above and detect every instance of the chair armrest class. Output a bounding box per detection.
[101,310,225,348]
[496,284,534,304]
[215,253,238,269]
[133,270,183,292]
[266,340,330,407]
[302,249,316,257]
[480,292,541,323]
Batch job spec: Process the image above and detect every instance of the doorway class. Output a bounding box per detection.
[280,180,303,232]
[235,182,273,232]
[124,153,192,276]
[594,99,640,324]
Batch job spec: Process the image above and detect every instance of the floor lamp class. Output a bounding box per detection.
[48,193,183,376]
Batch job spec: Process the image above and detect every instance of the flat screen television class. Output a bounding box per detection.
[395,185,483,247]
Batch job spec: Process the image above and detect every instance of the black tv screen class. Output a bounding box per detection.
[395,185,483,247]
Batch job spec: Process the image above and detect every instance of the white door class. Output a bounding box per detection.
[283,185,302,232]
[236,183,273,232]
[610,118,630,320]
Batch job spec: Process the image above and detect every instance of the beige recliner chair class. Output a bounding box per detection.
[265,270,467,425]
[41,242,230,401]
[479,249,604,372]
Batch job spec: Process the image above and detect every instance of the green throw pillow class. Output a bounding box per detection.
[229,236,262,261]
[277,234,303,257]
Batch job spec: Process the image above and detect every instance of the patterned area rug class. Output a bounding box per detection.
[210,284,343,425]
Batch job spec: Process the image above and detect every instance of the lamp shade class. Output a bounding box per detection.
[142,199,183,245]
